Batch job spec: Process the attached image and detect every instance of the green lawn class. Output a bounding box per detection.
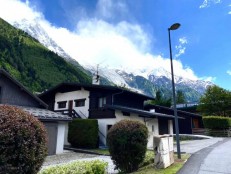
[91,148,110,155]
[132,154,190,174]
[91,149,189,174]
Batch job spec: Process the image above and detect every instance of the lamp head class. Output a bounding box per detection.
[169,23,181,30]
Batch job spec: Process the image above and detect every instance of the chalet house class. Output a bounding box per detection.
[0,69,71,155]
[145,104,204,134]
[39,83,176,147]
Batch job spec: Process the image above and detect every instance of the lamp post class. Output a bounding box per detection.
[168,23,181,159]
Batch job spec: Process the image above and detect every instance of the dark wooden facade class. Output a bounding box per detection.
[0,71,45,108]
[145,104,204,134]
[39,83,154,119]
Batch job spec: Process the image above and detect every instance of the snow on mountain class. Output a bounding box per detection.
[10,18,213,101]
[13,19,72,61]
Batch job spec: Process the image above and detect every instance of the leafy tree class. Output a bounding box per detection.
[0,18,91,93]
[197,85,231,116]
[176,90,186,104]
[150,90,172,107]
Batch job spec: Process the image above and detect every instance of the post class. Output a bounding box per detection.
[168,26,181,159]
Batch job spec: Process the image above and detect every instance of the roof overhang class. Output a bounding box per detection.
[103,104,181,119]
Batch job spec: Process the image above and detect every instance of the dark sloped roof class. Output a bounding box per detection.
[19,106,72,121]
[39,83,154,101]
[0,69,48,108]
[104,104,177,119]
[145,104,202,117]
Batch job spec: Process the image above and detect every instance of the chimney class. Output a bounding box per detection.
[92,74,100,85]
[92,64,100,85]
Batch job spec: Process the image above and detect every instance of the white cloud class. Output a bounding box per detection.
[229,4,231,14]
[199,0,222,8]
[199,76,216,82]
[0,0,43,23]
[96,0,129,20]
[175,37,187,58]
[0,0,202,81]
[227,70,231,75]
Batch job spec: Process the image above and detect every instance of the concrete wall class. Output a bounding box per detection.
[56,122,67,154]
[168,120,173,135]
[146,119,159,148]
[64,123,70,146]
[55,88,90,118]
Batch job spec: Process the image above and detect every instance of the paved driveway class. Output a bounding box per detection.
[178,138,231,174]
[175,137,223,154]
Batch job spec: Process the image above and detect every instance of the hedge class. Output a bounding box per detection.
[203,116,231,129]
[68,119,99,148]
[39,160,108,174]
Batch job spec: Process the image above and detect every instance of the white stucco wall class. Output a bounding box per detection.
[56,122,67,154]
[146,119,159,148]
[168,120,173,135]
[55,88,90,118]
[97,110,160,147]
[64,123,70,146]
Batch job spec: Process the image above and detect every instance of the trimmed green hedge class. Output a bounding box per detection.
[68,119,99,148]
[203,116,231,129]
[39,160,108,174]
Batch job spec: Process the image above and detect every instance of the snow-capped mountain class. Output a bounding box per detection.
[13,19,72,61]
[10,18,213,102]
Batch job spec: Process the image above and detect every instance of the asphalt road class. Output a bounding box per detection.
[178,138,231,174]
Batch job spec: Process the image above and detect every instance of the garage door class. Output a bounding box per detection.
[44,123,58,155]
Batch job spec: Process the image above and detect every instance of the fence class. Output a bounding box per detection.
[205,128,231,137]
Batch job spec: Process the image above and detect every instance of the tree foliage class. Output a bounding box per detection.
[197,85,231,116]
[150,90,172,107]
[0,18,91,93]
[176,90,186,104]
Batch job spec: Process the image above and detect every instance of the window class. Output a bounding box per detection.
[75,99,86,107]
[98,97,106,108]
[57,101,67,109]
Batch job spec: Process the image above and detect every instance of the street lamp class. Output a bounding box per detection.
[168,23,181,159]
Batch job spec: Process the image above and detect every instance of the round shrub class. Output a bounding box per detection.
[0,105,48,174]
[107,120,148,173]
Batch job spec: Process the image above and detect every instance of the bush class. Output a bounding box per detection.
[39,160,108,174]
[0,105,48,174]
[203,116,231,129]
[107,120,148,173]
[68,119,98,148]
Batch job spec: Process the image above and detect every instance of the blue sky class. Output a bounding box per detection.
[0,0,231,89]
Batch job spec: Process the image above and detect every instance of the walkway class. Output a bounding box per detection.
[175,137,223,154]
[41,150,117,174]
[178,138,231,174]
[41,137,226,174]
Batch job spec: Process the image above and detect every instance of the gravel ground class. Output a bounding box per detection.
[41,150,118,174]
